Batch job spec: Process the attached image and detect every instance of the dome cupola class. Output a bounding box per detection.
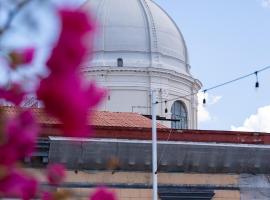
[83,0,190,75]
[82,0,201,130]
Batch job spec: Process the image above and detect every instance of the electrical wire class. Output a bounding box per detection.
[156,65,270,104]
[156,129,173,172]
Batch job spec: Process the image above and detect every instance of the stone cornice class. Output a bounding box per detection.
[81,66,201,88]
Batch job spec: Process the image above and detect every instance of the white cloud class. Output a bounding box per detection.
[197,92,222,123]
[262,0,270,7]
[209,95,222,105]
[231,105,270,132]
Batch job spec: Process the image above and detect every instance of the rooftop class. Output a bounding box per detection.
[0,106,167,129]
[1,106,270,145]
[4,106,270,174]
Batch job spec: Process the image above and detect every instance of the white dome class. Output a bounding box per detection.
[83,0,190,75]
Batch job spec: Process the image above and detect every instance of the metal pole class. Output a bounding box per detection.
[151,90,158,200]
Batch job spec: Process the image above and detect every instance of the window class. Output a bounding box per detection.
[117,58,123,67]
[171,100,188,129]
[159,188,214,200]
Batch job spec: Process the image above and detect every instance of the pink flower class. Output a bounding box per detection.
[42,192,54,200]
[90,187,117,200]
[0,83,25,105]
[0,145,18,167]
[37,8,105,138]
[46,164,66,185]
[0,110,40,166]
[0,169,38,200]
[47,9,94,75]
[6,110,40,156]
[59,9,94,36]
[9,47,35,69]
[37,73,105,137]
[21,48,35,64]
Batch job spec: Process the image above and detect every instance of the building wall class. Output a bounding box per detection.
[55,188,240,200]
[213,190,240,200]
[28,169,240,199]
[28,169,239,185]
[84,67,201,129]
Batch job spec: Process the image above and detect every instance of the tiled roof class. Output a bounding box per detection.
[91,111,167,128]
[0,106,168,129]
[1,106,270,145]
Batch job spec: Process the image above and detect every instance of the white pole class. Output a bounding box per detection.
[151,90,158,200]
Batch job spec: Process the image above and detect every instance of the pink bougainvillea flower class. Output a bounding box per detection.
[37,8,105,138]
[9,47,35,69]
[37,73,105,137]
[47,8,95,75]
[90,187,117,200]
[42,192,54,200]
[0,110,40,166]
[46,164,66,185]
[0,145,18,167]
[59,8,94,36]
[0,83,25,105]
[6,110,40,157]
[0,169,38,200]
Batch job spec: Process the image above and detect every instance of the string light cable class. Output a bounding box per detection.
[157,128,173,172]
[156,65,270,105]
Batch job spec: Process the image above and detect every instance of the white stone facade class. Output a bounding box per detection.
[83,67,201,129]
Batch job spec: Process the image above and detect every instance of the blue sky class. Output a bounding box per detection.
[1,0,270,132]
[155,0,270,131]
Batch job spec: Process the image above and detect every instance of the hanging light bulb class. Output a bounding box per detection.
[256,81,259,88]
[255,71,259,88]
[203,90,207,105]
[164,101,168,113]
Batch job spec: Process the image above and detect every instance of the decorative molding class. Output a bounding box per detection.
[82,66,200,86]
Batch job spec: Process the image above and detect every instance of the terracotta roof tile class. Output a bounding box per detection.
[0,106,167,129]
[2,107,270,145]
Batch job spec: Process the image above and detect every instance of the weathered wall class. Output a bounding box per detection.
[28,169,238,185]
[56,188,241,200]
[26,168,270,200]
[28,169,240,199]
[213,190,240,200]
[239,174,270,200]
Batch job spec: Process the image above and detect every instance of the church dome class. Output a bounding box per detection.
[83,0,190,75]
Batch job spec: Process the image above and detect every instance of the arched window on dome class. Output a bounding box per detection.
[117,58,123,67]
[171,101,188,129]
